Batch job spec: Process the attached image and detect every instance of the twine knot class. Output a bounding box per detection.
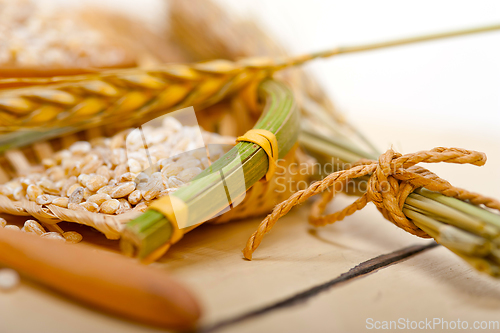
[243,147,499,260]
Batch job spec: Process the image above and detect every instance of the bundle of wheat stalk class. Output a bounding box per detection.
[0,0,500,277]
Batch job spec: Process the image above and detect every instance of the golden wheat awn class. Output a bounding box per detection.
[1,21,498,153]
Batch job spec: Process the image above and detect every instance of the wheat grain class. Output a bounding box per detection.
[177,167,202,183]
[96,166,113,180]
[66,183,81,197]
[36,194,58,205]
[68,203,85,212]
[26,184,43,201]
[42,158,56,169]
[23,220,45,236]
[5,225,20,231]
[113,164,128,180]
[81,157,103,174]
[83,188,93,200]
[100,199,120,214]
[111,182,136,199]
[133,202,148,213]
[77,174,90,187]
[118,172,136,183]
[127,159,142,174]
[63,231,83,244]
[41,232,66,241]
[70,142,92,155]
[117,199,132,214]
[37,179,60,195]
[142,173,164,201]
[69,187,84,204]
[86,175,108,192]
[2,214,82,243]
[52,197,69,208]
[87,193,111,206]
[128,190,142,206]
[47,167,65,182]
[161,162,184,177]
[12,186,25,201]
[167,176,184,189]
[80,202,99,213]
[97,185,115,196]
[19,177,33,189]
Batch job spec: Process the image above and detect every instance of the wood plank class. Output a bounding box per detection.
[151,198,432,326]
[211,246,500,333]
[201,242,438,332]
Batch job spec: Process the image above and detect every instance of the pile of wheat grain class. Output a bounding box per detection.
[0,116,234,241]
[0,217,83,243]
[0,0,134,69]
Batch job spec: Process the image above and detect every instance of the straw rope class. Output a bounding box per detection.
[243,147,500,259]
